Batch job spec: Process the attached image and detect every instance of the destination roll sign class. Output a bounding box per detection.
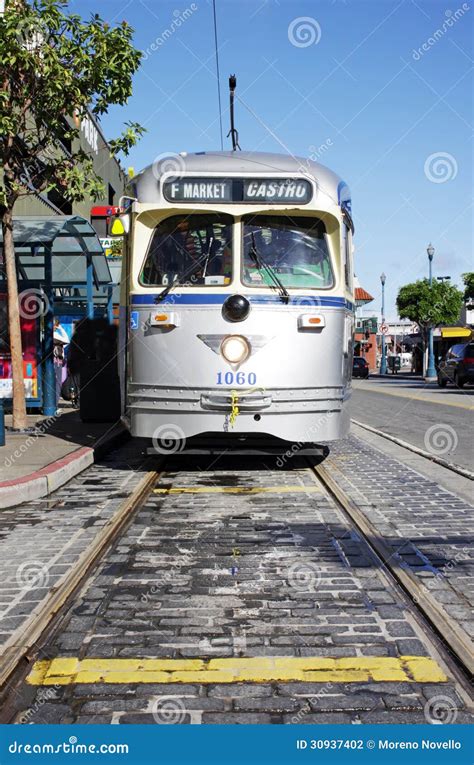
[163,177,313,204]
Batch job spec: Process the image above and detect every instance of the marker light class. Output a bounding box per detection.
[220,335,250,364]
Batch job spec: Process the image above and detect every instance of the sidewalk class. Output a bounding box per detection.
[0,405,129,508]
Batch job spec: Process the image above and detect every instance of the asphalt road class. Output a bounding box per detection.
[350,376,474,472]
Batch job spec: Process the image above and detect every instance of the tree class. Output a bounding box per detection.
[0,0,144,428]
[462,272,474,303]
[397,279,464,369]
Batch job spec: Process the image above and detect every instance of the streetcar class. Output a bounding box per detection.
[117,150,355,449]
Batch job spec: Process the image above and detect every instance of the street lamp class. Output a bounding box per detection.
[426,244,437,381]
[380,272,387,375]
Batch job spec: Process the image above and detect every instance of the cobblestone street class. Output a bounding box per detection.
[3,447,471,725]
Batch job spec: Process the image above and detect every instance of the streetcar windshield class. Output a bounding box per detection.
[242,215,334,289]
[140,213,233,287]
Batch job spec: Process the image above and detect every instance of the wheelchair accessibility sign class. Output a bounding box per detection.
[130,311,139,330]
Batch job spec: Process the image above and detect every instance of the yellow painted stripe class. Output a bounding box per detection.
[154,485,321,495]
[353,383,473,410]
[26,656,447,685]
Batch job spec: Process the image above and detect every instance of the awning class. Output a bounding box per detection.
[440,327,472,339]
[0,215,111,287]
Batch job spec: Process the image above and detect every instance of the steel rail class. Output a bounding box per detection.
[313,460,474,680]
[0,468,160,691]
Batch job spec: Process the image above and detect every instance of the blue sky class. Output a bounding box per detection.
[73,0,473,319]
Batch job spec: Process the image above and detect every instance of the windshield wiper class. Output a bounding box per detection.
[248,232,290,304]
[154,241,214,303]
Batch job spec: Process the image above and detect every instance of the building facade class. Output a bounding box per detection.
[7,111,126,219]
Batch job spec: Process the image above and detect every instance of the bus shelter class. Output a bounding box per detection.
[0,215,114,416]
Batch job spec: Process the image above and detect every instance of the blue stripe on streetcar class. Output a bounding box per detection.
[131,294,353,310]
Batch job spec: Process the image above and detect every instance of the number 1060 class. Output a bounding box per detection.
[216,371,257,385]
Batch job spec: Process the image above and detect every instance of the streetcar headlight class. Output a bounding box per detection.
[220,335,250,364]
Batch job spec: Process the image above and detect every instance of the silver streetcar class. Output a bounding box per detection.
[118,151,354,448]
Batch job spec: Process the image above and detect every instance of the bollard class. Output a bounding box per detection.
[0,398,5,447]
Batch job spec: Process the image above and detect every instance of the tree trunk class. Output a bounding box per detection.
[2,207,27,430]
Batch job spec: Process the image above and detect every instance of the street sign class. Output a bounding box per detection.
[379,323,389,334]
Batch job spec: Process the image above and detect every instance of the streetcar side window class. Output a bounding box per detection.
[139,213,233,287]
[241,215,334,289]
[344,226,353,290]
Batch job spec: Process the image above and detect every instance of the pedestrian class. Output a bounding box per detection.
[53,318,69,410]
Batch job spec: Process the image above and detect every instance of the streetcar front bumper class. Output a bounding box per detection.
[127,383,351,442]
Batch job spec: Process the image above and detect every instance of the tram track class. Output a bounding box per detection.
[312,460,474,685]
[1,444,472,724]
[0,464,161,694]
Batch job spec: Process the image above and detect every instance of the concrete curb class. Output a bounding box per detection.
[0,427,130,509]
[352,418,474,480]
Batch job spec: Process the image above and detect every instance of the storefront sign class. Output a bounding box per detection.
[74,111,99,155]
[100,237,123,258]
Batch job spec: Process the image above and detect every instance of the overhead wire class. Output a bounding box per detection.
[212,0,224,151]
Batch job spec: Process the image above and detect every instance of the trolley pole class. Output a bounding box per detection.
[380,272,387,375]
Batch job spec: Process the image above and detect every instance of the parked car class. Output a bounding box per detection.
[352,357,369,379]
[437,342,474,388]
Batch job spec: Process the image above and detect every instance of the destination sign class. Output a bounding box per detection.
[243,179,312,203]
[164,179,232,202]
[162,177,313,205]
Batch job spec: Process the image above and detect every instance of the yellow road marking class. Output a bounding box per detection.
[354,384,473,410]
[26,655,447,685]
[154,485,322,495]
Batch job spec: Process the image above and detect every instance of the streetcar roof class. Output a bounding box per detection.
[129,151,349,205]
